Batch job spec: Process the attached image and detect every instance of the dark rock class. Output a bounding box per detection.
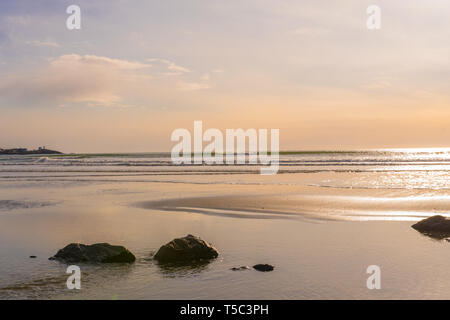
[49,243,136,263]
[231,266,251,271]
[253,264,274,272]
[29,255,37,258]
[412,215,450,238]
[154,234,219,263]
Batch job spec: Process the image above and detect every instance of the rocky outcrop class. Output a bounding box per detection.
[49,243,136,263]
[154,234,219,263]
[253,264,274,272]
[0,147,62,155]
[412,215,450,238]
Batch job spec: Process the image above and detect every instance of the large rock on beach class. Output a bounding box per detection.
[412,215,450,238]
[49,243,136,263]
[154,234,219,263]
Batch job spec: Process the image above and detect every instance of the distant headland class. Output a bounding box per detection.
[0,146,62,155]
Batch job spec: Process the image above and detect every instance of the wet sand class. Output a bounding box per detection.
[137,185,450,222]
[1,176,450,299]
[1,151,450,299]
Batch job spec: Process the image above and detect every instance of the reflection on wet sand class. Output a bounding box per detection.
[137,193,450,222]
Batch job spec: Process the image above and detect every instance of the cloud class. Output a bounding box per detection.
[0,54,150,106]
[25,40,60,48]
[0,54,211,108]
[53,54,151,70]
[147,58,191,75]
[178,81,211,91]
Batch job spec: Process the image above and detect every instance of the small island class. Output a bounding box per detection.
[0,146,62,155]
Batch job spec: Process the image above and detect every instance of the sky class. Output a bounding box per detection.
[1,0,450,153]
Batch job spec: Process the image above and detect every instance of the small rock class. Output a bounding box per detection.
[49,243,136,263]
[231,266,251,271]
[29,255,37,258]
[412,215,450,238]
[253,264,274,272]
[154,234,219,263]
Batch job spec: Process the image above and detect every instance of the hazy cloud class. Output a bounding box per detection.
[0,54,211,108]
[147,58,191,76]
[25,40,60,48]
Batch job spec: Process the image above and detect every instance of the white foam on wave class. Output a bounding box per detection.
[34,157,49,163]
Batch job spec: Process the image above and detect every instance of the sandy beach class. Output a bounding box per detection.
[1,151,450,299]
